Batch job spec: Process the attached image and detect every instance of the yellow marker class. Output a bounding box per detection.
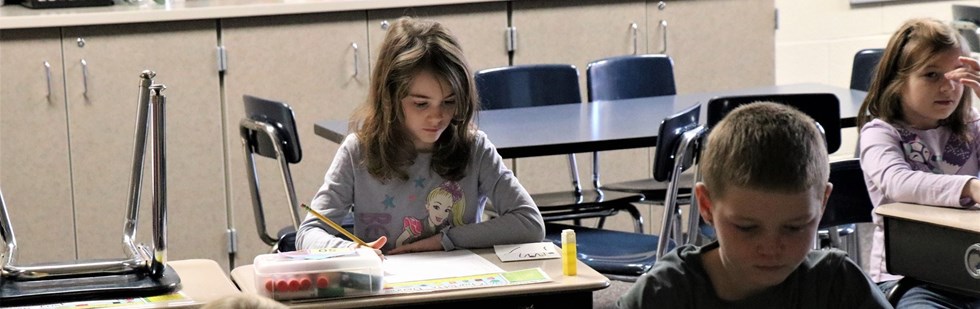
[301,204,369,248]
[561,229,577,276]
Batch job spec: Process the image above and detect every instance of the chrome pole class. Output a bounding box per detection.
[149,84,168,278]
[123,71,155,262]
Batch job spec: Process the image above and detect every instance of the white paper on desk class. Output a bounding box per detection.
[383,249,504,284]
[493,242,561,262]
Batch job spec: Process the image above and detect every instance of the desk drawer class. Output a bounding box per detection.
[884,217,980,297]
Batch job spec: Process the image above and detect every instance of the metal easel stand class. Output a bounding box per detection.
[0,71,180,306]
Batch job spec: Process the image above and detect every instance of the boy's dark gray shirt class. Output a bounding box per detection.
[617,242,892,309]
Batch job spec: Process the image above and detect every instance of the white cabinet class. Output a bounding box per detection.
[367,2,510,75]
[0,21,228,267]
[0,28,76,264]
[648,0,775,93]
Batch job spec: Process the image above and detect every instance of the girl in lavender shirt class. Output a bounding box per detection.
[857,17,980,308]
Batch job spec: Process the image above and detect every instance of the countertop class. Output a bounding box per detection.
[0,0,503,29]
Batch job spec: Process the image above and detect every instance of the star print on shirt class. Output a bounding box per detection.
[414,176,426,188]
[382,195,395,209]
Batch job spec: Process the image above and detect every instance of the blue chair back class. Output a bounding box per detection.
[474,64,581,110]
[850,48,884,92]
[243,95,303,164]
[820,159,873,229]
[706,93,842,154]
[586,54,676,101]
[652,104,700,182]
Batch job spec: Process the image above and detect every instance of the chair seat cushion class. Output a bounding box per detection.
[600,171,694,201]
[544,223,673,278]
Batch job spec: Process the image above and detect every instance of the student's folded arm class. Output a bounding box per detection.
[441,133,545,250]
[296,135,359,250]
[860,125,974,208]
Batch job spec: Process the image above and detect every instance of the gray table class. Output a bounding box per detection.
[314,83,865,158]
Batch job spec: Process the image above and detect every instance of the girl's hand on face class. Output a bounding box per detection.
[387,234,443,255]
[947,56,980,93]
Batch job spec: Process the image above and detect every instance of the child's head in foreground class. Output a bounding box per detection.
[695,102,832,300]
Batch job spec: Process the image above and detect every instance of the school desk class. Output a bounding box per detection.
[230,248,610,308]
[875,202,980,297]
[10,259,240,308]
[313,83,865,158]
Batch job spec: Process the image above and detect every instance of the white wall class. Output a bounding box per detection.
[776,0,978,88]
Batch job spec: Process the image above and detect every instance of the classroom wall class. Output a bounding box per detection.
[776,0,980,160]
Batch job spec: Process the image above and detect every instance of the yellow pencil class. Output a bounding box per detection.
[300,204,369,247]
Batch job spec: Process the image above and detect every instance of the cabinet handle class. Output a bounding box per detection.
[352,42,359,78]
[44,61,52,98]
[659,20,668,54]
[631,22,638,55]
[81,59,89,97]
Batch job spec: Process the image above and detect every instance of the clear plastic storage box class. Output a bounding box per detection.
[253,248,384,301]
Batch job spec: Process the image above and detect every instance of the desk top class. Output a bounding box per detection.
[314,83,866,158]
[169,259,242,305]
[875,202,980,233]
[230,249,609,308]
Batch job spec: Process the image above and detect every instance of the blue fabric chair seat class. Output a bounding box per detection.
[544,222,674,280]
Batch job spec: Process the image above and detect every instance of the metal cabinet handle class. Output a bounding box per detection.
[631,22,638,55]
[44,61,52,98]
[81,59,89,96]
[352,42,359,78]
[659,20,668,54]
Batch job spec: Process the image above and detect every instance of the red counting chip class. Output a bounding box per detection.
[264,279,275,292]
[299,277,312,289]
[276,279,289,291]
[316,276,330,288]
[288,279,300,291]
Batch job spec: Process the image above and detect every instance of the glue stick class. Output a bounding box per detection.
[562,229,577,276]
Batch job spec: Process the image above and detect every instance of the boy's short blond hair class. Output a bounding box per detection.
[701,102,829,199]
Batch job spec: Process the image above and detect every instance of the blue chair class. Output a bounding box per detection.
[240,95,356,253]
[585,54,697,239]
[240,95,305,253]
[586,54,677,102]
[549,104,703,280]
[850,48,884,92]
[474,64,646,231]
[705,93,842,153]
[649,103,706,259]
[818,158,873,264]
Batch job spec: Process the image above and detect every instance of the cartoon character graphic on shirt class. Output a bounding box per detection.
[396,181,465,247]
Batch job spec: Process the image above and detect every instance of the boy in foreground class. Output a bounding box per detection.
[618,102,890,308]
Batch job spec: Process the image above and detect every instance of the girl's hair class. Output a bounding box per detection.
[352,16,477,182]
[857,18,973,139]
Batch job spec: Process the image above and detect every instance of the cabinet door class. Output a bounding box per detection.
[367,2,509,75]
[221,12,369,268]
[509,0,651,222]
[61,21,227,267]
[0,28,76,263]
[648,0,775,93]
